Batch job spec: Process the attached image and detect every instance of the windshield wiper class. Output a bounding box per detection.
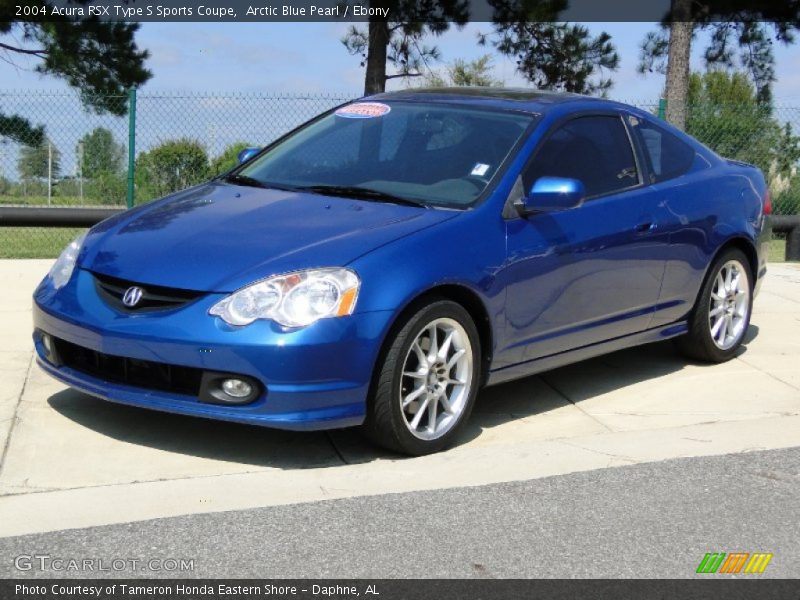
[299,185,429,208]
[224,173,268,188]
[224,174,300,192]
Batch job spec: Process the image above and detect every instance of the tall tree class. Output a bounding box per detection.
[481,22,619,95]
[77,128,125,178]
[342,1,621,96]
[1,5,151,144]
[136,139,209,201]
[18,137,60,181]
[210,141,255,176]
[686,71,800,184]
[638,0,798,129]
[341,0,470,94]
[478,0,619,95]
[663,0,692,128]
[422,54,503,87]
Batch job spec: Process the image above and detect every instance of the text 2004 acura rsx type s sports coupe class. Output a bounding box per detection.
[33,89,771,455]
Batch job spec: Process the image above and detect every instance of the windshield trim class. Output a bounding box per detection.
[226,99,540,210]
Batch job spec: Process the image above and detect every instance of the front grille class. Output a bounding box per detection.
[52,337,203,396]
[92,272,205,313]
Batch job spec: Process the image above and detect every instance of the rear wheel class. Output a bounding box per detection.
[676,248,753,362]
[362,300,481,455]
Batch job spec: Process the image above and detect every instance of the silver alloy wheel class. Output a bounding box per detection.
[709,259,750,350]
[399,317,473,441]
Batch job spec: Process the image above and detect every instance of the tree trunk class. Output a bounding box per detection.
[664,0,693,130]
[364,18,389,95]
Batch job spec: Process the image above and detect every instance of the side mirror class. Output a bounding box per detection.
[237,147,262,164]
[516,176,585,216]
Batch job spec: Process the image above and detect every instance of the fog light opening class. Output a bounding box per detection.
[41,333,52,355]
[221,378,253,399]
[198,371,261,405]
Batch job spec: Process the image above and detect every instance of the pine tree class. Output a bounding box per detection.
[638,0,798,129]
[1,6,151,143]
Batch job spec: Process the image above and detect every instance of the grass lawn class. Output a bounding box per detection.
[0,196,124,258]
[768,238,786,263]
[0,227,87,259]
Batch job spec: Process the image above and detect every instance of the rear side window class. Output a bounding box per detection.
[524,115,639,198]
[631,118,695,183]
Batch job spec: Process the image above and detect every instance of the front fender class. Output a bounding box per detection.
[349,208,506,353]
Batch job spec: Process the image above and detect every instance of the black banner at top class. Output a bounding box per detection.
[5,0,800,23]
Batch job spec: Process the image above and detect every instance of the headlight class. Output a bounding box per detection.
[49,232,87,290]
[209,268,360,328]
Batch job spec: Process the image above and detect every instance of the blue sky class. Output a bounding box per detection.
[1,21,798,179]
[1,22,799,101]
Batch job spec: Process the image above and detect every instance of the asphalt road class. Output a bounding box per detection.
[1,446,798,579]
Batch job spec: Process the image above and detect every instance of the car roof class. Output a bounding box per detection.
[368,87,616,114]
[364,88,721,165]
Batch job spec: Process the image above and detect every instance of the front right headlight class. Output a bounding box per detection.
[49,231,87,290]
[209,268,360,328]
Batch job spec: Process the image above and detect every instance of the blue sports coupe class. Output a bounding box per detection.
[33,89,771,455]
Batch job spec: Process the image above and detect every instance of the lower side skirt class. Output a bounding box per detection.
[486,321,688,387]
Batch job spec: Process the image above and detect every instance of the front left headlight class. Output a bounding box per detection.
[49,231,87,290]
[209,268,360,328]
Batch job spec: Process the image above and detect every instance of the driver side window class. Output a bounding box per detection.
[523,115,639,199]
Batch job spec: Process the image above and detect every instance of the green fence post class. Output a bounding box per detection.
[657,98,667,120]
[126,87,137,209]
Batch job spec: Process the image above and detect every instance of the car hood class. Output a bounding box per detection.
[81,182,458,292]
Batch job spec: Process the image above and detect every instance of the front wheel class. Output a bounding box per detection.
[362,300,481,455]
[676,248,753,362]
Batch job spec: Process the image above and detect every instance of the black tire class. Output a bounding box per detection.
[676,247,753,363]
[362,299,481,455]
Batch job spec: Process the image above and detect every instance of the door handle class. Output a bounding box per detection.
[634,221,655,233]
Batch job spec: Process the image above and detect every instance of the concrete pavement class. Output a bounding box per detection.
[3,447,798,578]
[0,260,798,537]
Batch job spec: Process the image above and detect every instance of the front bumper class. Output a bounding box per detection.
[33,269,395,431]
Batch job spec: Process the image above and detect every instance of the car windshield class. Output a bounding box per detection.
[234,101,535,208]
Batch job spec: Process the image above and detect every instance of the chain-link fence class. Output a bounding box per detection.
[1,90,798,257]
[683,103,799,216]
[623,99,800,216]
[0,90,354,257]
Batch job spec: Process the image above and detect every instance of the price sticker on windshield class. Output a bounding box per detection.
[471,163,491,177]
[335,102,392,119]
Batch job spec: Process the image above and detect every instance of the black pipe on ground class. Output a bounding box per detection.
[0,207,123,228]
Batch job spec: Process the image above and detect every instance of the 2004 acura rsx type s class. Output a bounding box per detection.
[33,88,771,455]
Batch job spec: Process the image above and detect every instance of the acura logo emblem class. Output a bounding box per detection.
[122,286,144,307]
